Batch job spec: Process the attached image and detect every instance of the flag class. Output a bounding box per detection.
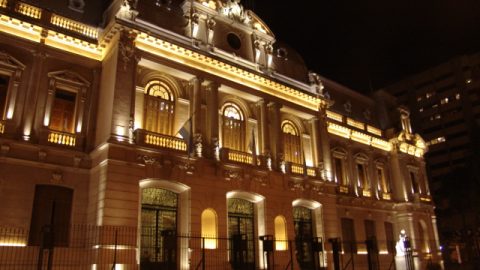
[177,117,193,156]
[302,148,308,177]
[249,128,257,165]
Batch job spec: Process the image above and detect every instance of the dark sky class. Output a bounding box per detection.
[252,1,480,93]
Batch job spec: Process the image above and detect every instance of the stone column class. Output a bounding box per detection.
[190,76,203,157]
[207,81,220,160]
[111,30,138,142]
[389,148,408,202]
[257,100,270,155]
[317,106,331,180]
[309,117,320,167]
[268,102,282,170]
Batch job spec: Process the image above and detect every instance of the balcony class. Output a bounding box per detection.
[39,128,84,149]
[286,162,317,177]
[337,185,349,194]
[220,148,254,165]
[134,129,187,152]
[381,192,392,201]
[362,189,372,198]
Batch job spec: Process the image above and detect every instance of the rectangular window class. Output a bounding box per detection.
[28,185,73,247]
[334,157,344,185]
[49,89,76,133]
[384,222,395,254]
[357,163,366,188]
[341,218,357,253]
[410,171,419,193]
[0,74,9,119]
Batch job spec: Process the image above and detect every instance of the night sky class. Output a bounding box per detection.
[251,1,480,93]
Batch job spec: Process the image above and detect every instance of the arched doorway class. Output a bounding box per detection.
[228,198,255,270]
[293,206,316,269]
[140,188,178,270]
[139,179,191,270]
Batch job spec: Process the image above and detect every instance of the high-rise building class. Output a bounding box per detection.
[0,0,441,269]
[383,53,480,266]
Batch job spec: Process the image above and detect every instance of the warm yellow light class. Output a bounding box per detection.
[44,30,103,60]
[201,209,217,249]
[0,14,42,43]
[274,216,288,251]
[326,110,343,122]
[135,33,325,111]
[0,242,26,247]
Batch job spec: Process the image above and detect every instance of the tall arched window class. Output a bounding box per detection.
[274,215,288,251]
[144,80,175,135]
[282,120,303,164]
[201,209,218,249]
[222,103,244,151]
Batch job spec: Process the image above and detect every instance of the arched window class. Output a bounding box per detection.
[274,215,288,250]
[222,103,244,151]
[201,209,218,249]
[282,120,303,164]
[144,80,175,135]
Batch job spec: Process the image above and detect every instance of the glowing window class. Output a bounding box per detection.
[143,80,175,135]
[49,89,76,133]
[0,75,8,119]
[222,103,244,151]
[282,120,302,164]
[274,216,288,250]
[201,209,218,249]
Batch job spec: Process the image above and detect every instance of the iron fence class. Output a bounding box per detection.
[0,225,441,270]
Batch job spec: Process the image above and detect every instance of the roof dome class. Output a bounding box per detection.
[272,41,309,83]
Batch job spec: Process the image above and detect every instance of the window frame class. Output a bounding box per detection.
[44,71,89,134]
[281,120,303,164]
[221,102,245,151]
[0,52,25,124]
[143,80,176,135]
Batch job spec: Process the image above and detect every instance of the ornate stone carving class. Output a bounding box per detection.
[217,0,250,24]
[38,150,47,161]
[212,137,220,161]
[289,180,304,191]
[177,161,195,175]
[51,171,63,184]
[137,155,160,166]
[194,133,202,157]
[344,100,352,113]
[119,30,138,71]
[224,169,242,181]
[252,174,267,186]
[68,0,85,13]
[119,0,139,20]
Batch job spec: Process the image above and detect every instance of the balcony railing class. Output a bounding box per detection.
[337,185,349,194]
[50,14,99,39]
[220,148,253,165]
[15,2,42,19]
[0,120,4,134]
[362,189,372,197]
[0,0,7,8]
[39,128,83,149]
[287,163,317,177]
[47,130,76,147]
[381,192,392,200]
[134,129,187,152]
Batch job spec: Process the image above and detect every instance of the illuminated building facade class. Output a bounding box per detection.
[383,53,480,266]
[0,0,441,269]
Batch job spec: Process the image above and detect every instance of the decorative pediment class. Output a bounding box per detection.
[194,0,274,37]
[0,51,26,70]
[48,70,90,87]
